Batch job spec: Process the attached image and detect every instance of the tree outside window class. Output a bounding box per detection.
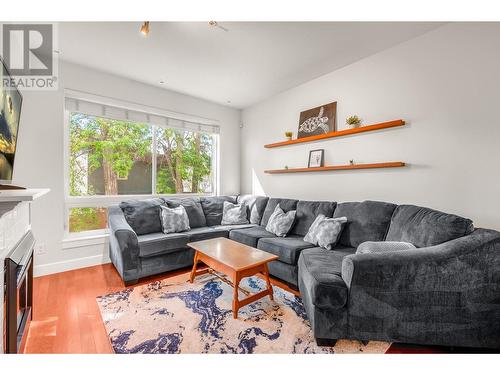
[68,112,215,232]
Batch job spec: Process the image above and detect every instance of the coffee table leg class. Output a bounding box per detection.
[232,272,240,319]
[264,263,274,301]
[189,251,199,283]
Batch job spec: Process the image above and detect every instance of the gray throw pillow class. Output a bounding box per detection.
[160,205,190,234]
[221,201,249,225]
[356,241,416,254]
[119,198,164,235]
[304,214,347,250]
[265,204,296,237]
[249,205,262,224]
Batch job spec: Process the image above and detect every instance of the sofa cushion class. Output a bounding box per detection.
[386,205,475,248]
[163,197,207,228]
[237,195,269,225]
[138,232,189,258]
[261,198,298,227]
[119,198,164,235]
[212,223,258,232]
[356,241,416,254]
[333,200,397,248]
[298,246,356,309]
[229,226,276,247]
[257,235,314,265]
[291,200,336,236]
[187,227,229,242]
[200,196,237,226]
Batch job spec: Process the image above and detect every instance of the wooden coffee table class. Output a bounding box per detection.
[188,237,279,318]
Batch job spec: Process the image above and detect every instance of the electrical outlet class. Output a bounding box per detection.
[35,243,46,255]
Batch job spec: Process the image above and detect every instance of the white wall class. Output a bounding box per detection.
[241,23,500,231]
[13,62,241,275]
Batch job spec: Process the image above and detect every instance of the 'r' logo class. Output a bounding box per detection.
[2,24,53,76]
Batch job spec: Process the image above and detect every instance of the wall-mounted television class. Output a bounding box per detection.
[0,57,23,184]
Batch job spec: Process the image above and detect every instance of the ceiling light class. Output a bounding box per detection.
[140,22,150,36]
[159,81,165,84]
[208,21,228,32]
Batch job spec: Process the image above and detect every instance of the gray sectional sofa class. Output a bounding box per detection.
[108,195,500,349]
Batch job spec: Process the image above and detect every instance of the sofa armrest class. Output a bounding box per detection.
[108,205,141,281]
[341,228,500,296]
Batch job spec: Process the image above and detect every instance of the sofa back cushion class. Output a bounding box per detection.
[333,200,397,247]
[237,195,269,225]
[119,198,164,235]
[291,200,336,236]
[386,204,474,247]
[163,197,207,228]
[261,198,298,227]
[200,196,237,226]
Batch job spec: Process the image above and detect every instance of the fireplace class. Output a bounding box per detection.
[3,231,34,353]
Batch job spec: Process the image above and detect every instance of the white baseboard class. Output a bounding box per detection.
[34,254,111,277]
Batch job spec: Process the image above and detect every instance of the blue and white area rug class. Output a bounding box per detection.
[96,274,390,354]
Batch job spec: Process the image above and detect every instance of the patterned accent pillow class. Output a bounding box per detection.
[304,215,347,250]
[265,204,296,237]
[221,201,249,225]
[160,205,190,234]
[356,241,416,254]
[304,214,326,244]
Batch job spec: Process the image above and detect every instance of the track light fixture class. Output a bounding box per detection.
[140,21,150,36]
[208,21,228,32]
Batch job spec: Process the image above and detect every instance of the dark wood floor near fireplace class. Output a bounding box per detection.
[23,263,497,354]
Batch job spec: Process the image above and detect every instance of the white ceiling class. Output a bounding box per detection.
[58,22,444,109]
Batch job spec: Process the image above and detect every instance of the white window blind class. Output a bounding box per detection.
[64,96,220,134]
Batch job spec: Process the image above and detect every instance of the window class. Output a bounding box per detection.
[69,207,108,233]
[69,113,153,196]
[64,95,219,235]
[155,127,215,194]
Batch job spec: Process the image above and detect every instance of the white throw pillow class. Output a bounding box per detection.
[160,205,190,234]
[304,215,347,250]
[356,241,416,254]
[221,201,249,225]
[265,204,296,237]
[303,214,327,244]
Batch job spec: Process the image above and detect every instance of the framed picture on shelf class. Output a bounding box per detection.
[297,101,337,139]
[308,149,324,168]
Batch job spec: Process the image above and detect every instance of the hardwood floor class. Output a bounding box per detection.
[24,263,492,354]
[24,263,299,353]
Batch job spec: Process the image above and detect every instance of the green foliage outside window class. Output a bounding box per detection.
[68,112,215,232]
[69,207,107,232]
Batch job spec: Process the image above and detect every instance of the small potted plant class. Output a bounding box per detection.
[285,131,293,141]
[346,115,362,128]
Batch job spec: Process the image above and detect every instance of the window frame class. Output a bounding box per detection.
[63,98,220,238]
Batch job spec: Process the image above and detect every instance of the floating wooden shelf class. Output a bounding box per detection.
[264,161,405,174]
[264,119,405,148]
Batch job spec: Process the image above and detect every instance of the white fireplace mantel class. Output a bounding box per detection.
[0,189,50,202]
[0,188,49,353]
[0,189,50,216]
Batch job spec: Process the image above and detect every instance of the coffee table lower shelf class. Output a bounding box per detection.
[189,250,275,319]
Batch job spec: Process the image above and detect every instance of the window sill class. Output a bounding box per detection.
[65,193,216,207]
[62,232,109,250]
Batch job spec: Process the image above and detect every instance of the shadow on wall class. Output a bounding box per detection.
[252,168,266,196]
